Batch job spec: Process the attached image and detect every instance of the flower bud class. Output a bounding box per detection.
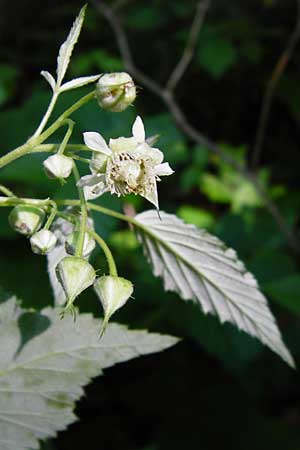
[43,154,73,180]
[56,256,96,307]
[30,229,57,255]
[94,275,133,336]
[65,231,96,258]
[96,72,136,112]
[9,205,45,236]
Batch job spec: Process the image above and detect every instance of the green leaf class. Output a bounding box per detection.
[264,274,300,315]
[198,37,237,79]
[134,210,294,367]
[0,294,178,449]
[177,206,215,229]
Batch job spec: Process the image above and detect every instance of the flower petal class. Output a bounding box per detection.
[83,132,111,155]
[141,178,159,209]
[155,162,174,177]
[77,174,101,187]
[132,116,145,143]
[83,178,108,200]
[135,143,164,165]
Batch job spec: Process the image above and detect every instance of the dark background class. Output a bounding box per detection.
[0,0,300,449]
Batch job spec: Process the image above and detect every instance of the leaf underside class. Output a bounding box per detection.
[56,5,86,86]
[134,210,294,367]
[0,296,178,449]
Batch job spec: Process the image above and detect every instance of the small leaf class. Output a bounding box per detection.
[59,74,101,92]
[134,210,294,367]
[40,71,56,92]
[56,5,87,86]
[0,294,178,449]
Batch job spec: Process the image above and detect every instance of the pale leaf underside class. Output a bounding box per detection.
[134,210,294,367]
[0,296,178,450]
[59,75,101,92]
[56,5,86,86]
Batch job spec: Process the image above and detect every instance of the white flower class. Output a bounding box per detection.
[78,116,173,208]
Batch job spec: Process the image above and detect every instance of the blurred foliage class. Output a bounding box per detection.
[0,0,300,449]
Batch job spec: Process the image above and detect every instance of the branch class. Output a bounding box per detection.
[252,0,300,168]
[166,0,211,91]
[92,0,300,254]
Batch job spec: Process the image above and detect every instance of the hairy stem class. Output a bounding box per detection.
[33,91,59,138]
[89,229,118,276]
[0,185,15,197]
[72,164,88,257]
[57,119,75,155]
[0,91,95,169]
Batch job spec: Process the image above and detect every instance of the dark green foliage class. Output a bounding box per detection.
[0,0,299,448]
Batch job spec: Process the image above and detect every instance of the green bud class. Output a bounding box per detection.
[96,72,136,112]
[43,154,73,180]
[30,229,57,255]
[56,257,96,309]
[94,275,133,336]
[9,205,45,236]
[65,231,96,258]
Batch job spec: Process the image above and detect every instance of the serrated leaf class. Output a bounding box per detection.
[0,295,178,450]
[59,74,101,92]
[40,71,56,92]
[56,5,86,86]
[134,210,294,367]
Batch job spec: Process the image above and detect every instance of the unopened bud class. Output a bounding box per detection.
[56,256,96,307]
[30,229,57,255]
[43,154,73,179]
[9,205,45,236]
[96,72,136,112]
[65,231,96,258]
[94,275,133,336]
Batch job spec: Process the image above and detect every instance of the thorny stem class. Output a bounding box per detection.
[72,164,88,257]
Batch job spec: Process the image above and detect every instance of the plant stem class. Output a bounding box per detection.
[38,91,95,143]
[57,119,75,155]
[44,203,58,230]
[31,144,90,153]
[0,185,15,197]
[88,229,118,276]
[56,199,135,224]
[33,91,59,138]
[0,197,55,208]
[72,164,88,257]
[55,210,117,276]
[0,91,95,169]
